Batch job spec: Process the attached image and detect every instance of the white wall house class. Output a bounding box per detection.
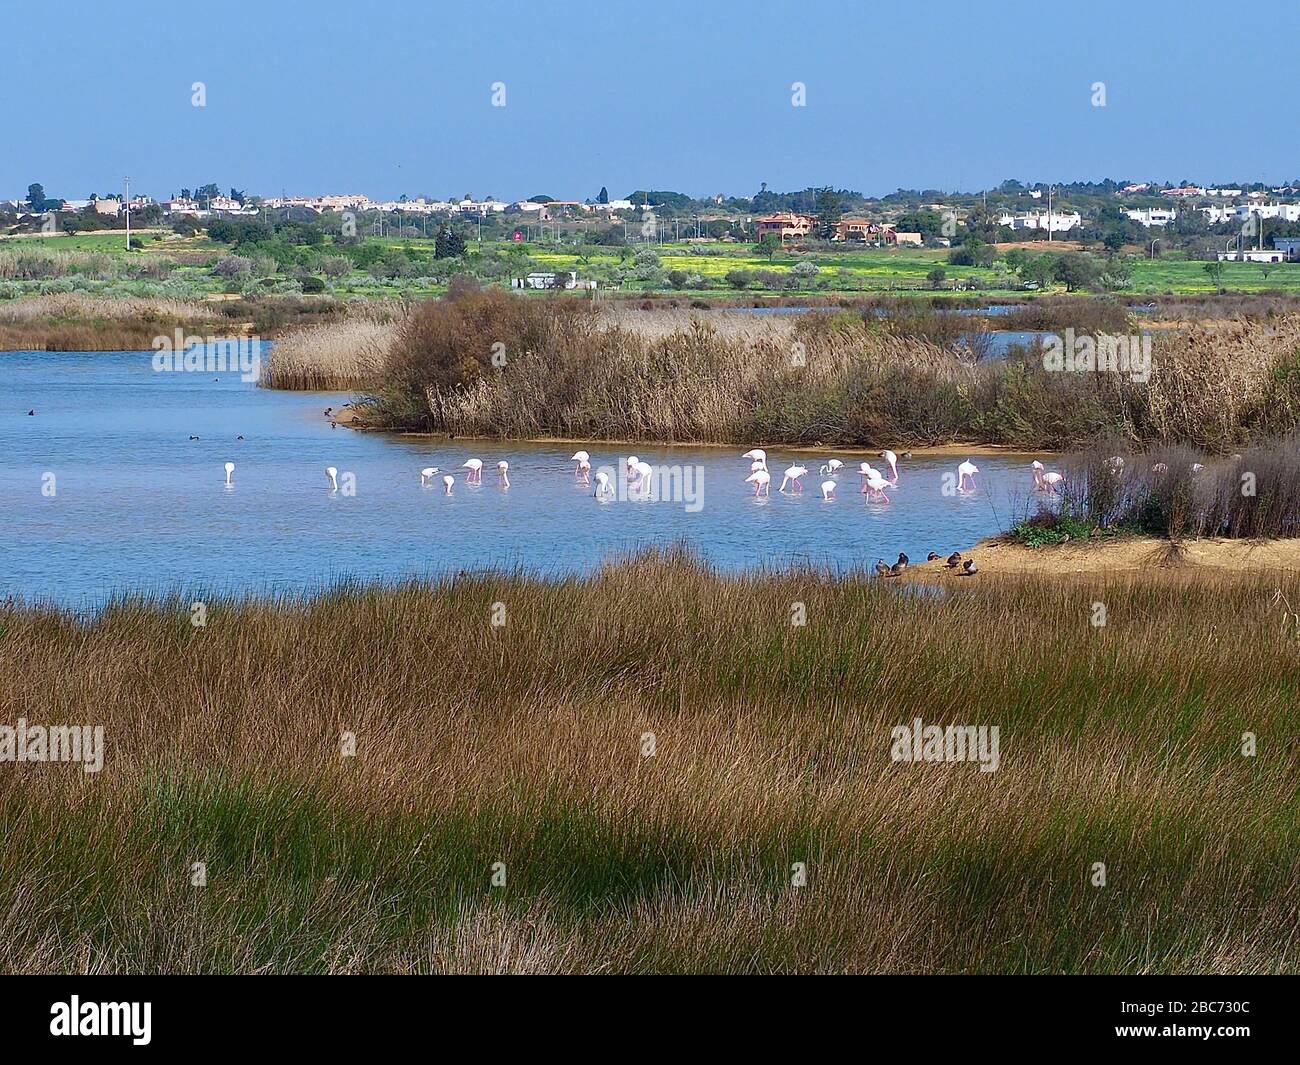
[1235,203,1300,223]
[1125,208,1177,227]
[996,211,1083,232]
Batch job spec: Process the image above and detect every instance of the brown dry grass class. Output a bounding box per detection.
[1,552,1296,974]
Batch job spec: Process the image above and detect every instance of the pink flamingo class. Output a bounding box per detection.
[746,469,771,496]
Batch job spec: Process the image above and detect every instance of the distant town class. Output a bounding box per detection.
[7,178,1300,261]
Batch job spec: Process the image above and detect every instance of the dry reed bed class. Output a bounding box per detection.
[263,289,1300,451]
[1,553,1296,973]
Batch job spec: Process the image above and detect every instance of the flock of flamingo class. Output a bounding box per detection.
[216,449,1076,503]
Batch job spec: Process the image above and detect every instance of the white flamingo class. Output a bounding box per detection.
[572,450,592,484]
[633,460,654,496]
[594,470,614,500]
[880,449,899,484]
[223,461,234,486]
[742,448,767,468]
[746,468,771,496]
[462,458,483,484]
[1031,460,1045,490]
[780,464,809,492]
[497,460,510,488]
[325,466,338,492]
[442,474,454,494]
[957,460,979,493]
[819,459,844,476]
[1041,471,1064,494]
[865,470,892,502]
[420,466,439,486]
[820,480,837,500]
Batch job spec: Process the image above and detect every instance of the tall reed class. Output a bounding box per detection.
[1,552,1295,973]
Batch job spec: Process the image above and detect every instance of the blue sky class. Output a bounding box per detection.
[4,0,1297,202]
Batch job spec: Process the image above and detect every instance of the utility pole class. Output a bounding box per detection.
[124,176,131,250]
[1047,185,1053,242]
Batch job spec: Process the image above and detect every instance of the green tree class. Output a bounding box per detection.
[26,183,46,211]
[435,226,467,259]
[814,186,842,240]
[756,232,783,261]
[927,266,947,289]
[597,186,609,204]
[1054,252,1099,292]
[1203,260,1225,288]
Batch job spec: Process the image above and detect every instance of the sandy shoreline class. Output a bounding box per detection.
[899,535,1300,581]
[330,410,1047,458]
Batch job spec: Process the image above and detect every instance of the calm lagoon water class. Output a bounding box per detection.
[0,350,1044,608]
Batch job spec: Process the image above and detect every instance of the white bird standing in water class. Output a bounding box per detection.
[1031,460,1045,490]
[780,464,809,492]
[571,450,591,484]
[633,460,654,496]
[880,449,899,484]
[594,470,614,500]
[820,480,837,500]
[742,448,767,468]
[325,466,338,492]
[957,460,979,493]
[819,459,844,476]
[462,458,483,484]
[865,470,892,502]
[746,468,771,496]
[223,461,234,486]
[442,474,454,494]
[420,466,439,486]
[1042,471,1064,494]
[497,460,510,488]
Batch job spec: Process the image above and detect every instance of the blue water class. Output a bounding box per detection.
[0,350,1047,608]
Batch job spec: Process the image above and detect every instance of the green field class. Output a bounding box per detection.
[5,230,1300,300]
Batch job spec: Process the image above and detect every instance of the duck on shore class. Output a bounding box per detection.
[889,552,909,576]
[946,552,962,568]
[961,559,978,576]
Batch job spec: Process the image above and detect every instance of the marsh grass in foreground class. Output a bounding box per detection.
[1,550,1296,973]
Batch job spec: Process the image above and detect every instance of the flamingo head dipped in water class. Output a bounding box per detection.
[957,460,979,493]
[497,460,510,488]
[742,448,767,468]
[780,464,809,492]
[594,470,613,500]
[865,470,892,503]
[420,466,439,486]
[442,474,454,494]
[819,458,844,476]
[223,461,235,486]
[571,450,591,483]
[1041,471,1064,494]
[820,479,836,500]
[325,466,338,492]
[462,458,483,484]
[746,468,771,496]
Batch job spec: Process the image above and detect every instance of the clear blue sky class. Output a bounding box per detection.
[5,0,1296,202]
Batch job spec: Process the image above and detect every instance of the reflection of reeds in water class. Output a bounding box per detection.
[2,549,1295,973]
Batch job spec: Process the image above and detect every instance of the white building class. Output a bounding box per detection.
[996,210,1083,233]
[1125,208,1177,227]
[1235,203,1300,223]
[512,271,580,290]
[1217,248,1287,263]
